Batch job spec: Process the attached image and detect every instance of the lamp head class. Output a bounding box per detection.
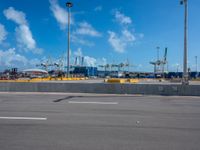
[180,0,187,5]
[66,2,73,8]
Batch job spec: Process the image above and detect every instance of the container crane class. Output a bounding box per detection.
[150,47,168,77]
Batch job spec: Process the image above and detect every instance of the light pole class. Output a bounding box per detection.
[176,64,179,73]
[195,56,198,72]
[180,0,189,85]
[195,56,198,78]
[66,2,73,78]
[156,46,160,61]
[156,46,160,75]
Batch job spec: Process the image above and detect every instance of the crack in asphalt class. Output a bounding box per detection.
[53,96,83,102]
[53,95,142,102]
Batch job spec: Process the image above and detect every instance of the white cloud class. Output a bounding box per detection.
[122,29,136,41]
[0,48,27,67]
[15,25,36,49]
[29,58,41,66]
[71,21,101,46]
[75,21,101,37]
[3,7,27,25]
[108,29,136,53]
[97,57,107,66]
[71,34,94,47]
[114,10,132,25]
[74,48,83,56]
[84,56,97,67]
[0,48,44,70]
[3,7,42,54]
[94,6,102,12]
[108,10,142,53]
[49,0,70,30]
[0,24,7,44]
[108,31,125,53]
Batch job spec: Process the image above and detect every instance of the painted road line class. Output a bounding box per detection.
[68,101,118,105]
[0,117,47,120]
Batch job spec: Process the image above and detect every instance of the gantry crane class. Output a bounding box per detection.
[150,47,168,77]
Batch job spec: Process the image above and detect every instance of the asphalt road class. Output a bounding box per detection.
[0,93,200,150]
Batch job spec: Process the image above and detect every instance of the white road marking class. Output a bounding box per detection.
[0,117,47,120]
[68,101,118,105]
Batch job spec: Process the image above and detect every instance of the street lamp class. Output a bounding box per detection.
[195,56,198,72]
[156,46,160,75]
[195,56,198,78]
[66,2,73,78]
[180,0,189,85]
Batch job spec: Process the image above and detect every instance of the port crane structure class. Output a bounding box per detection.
[150,47,168,77]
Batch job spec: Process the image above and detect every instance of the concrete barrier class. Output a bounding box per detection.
[0,82,200,96]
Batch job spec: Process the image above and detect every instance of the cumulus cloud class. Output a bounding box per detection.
[3,7,42,54]
[94,6,102,12]
[75,22,101,37]
[15,25,36,49]
[114,10,132,25]
[49,0,101,47]
[108,31,125,53]
[74,48,83,57]
[71,21,101,47]
[0,23,7,44]
[0,48,27,67]
[49,0,71,30]
[108,10,142,53]
[29,58,41,66]
[84,56,97,67]
[97,57,107,66]
[3,7,27,25]
[71,34,94,47]
[0,48,44,70]
[108,29,136,53]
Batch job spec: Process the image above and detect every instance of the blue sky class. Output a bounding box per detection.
[0,0,200,72]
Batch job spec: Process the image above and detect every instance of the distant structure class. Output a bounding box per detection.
[54,56,64,71]
[36,56,65,71]
[74,56,84,67]
[36,57,53,71]
[150,47,168,77]
[98,60,134,78]
[23,69,48,78]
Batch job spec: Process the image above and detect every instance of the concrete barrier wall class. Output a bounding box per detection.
[0,82,200,96]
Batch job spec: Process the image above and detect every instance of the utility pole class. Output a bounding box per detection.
[66,2,73,78]
[180,0,189,85]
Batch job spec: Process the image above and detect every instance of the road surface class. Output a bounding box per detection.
[0,92,200,150]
